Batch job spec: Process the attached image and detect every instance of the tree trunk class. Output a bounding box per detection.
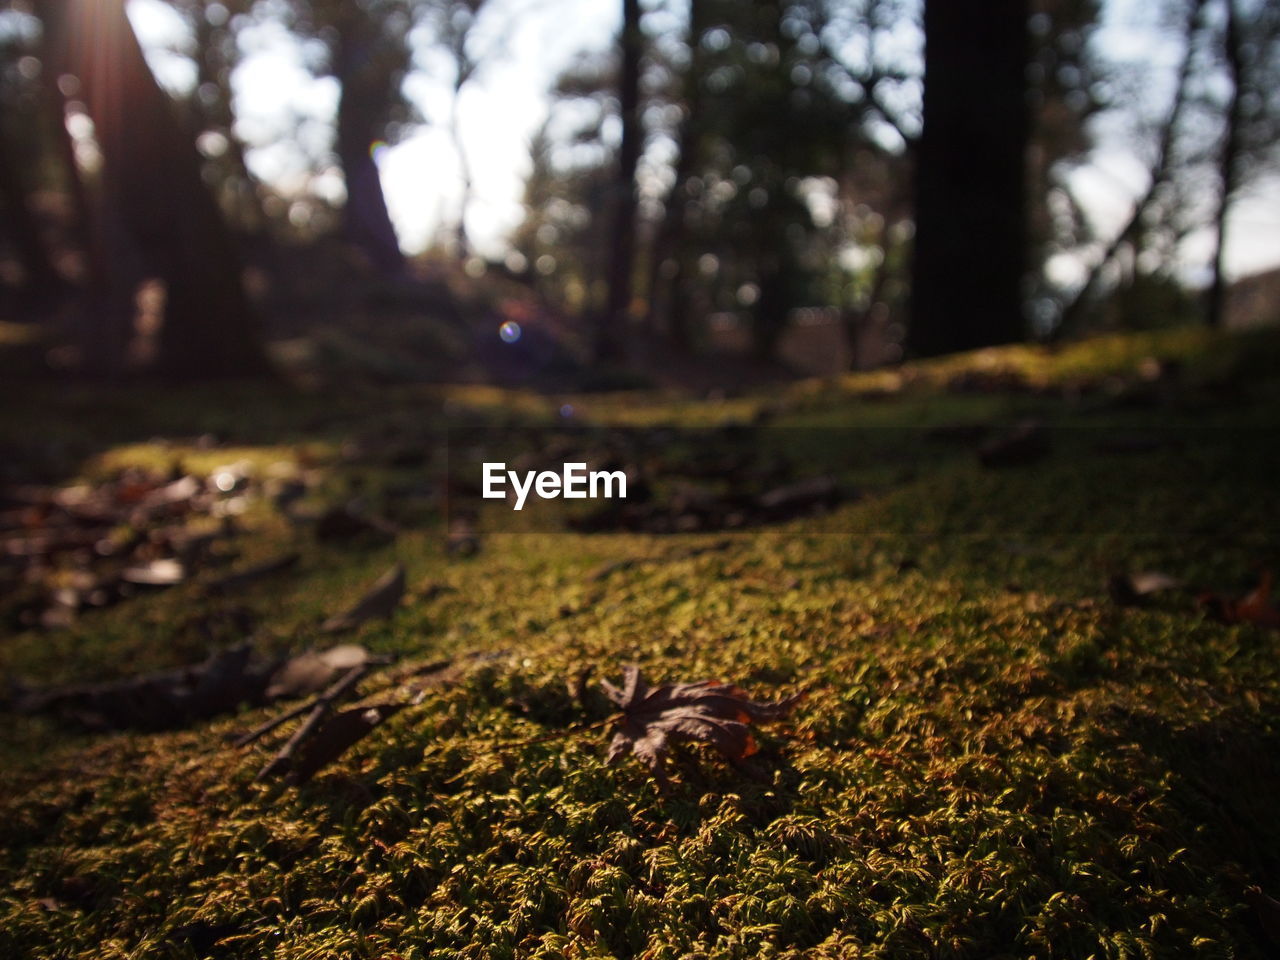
[597,0,642,363]
[753,252,795,363]
[449,88,473,259]
[333,19,405,276]
[909,0,1029,357]
[1205,0,1243,329]
[645,0,706,351]
[191,10,266,237]
[41,0,270,378]
[0,114,60,302]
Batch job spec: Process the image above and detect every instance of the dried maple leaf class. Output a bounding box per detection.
[601,666,802,785]
[1201,571,1280,629]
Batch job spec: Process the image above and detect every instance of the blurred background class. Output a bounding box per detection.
[0,0,1277,389]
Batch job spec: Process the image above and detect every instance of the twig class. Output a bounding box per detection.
[254,664,369,781]
[233,663,363,748]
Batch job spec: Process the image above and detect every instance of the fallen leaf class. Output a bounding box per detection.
[281,701,407,784]
[1245,886,1280,948]
[978,419,1050,468]
[755,476,844,516]
[1201,572,1280,629]
[204,552,300,595]
[1109,570,1183,607]
[601,666,803,786]
[315,505,396,545]
[266,644,371,700]
[120,557,186,586]
[320,565,405,634]
[446,515,480,557]
[13,642,269,730]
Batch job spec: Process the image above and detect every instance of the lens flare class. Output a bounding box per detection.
[369,140,390,164]
[499,320,522,344]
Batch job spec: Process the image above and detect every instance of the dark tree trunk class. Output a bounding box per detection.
[36,6,128,374]
[753,252,795,362]
[645,0,707,351]
[844,249,890,371]
[41,0,270,378]
[909,0,1030,357]
[191,11,266,237]
[1206,0,1243,330]
[0,115,60,302]
[449,93,473,259]
[333,19,405,276]
[597,0,642,363]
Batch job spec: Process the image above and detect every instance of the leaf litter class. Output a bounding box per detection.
[601,666,804,787]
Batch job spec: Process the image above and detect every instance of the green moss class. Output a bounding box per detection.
[1,328,1279,958]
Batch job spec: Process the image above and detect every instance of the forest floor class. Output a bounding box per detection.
[2,324,1280,959]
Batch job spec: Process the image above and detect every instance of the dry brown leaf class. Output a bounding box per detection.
[1108,570,1183,607]
[265,644,370,700]
[281,701,407,784]
[601,666,803,785]
[978,419,1050,468]
[120,557,186,586]
[320,564,405,634]
[1202,571,1280,629]
[204,552,300,595]
[1245,886,1280,948]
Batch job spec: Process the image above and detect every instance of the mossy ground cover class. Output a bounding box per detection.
[2,328,1280,959]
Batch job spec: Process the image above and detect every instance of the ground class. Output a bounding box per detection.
[1,325,1279,959]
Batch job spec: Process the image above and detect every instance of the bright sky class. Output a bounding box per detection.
[128,0,1280,282]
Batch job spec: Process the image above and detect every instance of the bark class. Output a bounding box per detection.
[909,0,1030,357]
[449,94,474,259]
[191,11,266,236]
[1205,0,1244,329]
[753,251,795,362]
[0,113,60,301]
[333,16,405,276]
[644,0,707,350]
[843,251,890,371]
[597,0,642,363]
[40,0,270,378]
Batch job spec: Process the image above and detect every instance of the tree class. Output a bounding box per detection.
[165,0,265,236]
[1056,0,1204,334]
[281,0,413,274]
[38,0,270,378]
[416,0,500,259]
[332,3,410,274]
[0,29,60,304]
[909,0,1030,356]
[597,0,642,363]
[643,0,709,351]
[1204,0,1279,328]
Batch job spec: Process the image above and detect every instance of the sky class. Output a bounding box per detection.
[127,0,1280,284]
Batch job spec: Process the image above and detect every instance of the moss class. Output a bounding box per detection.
[1,328,1279,957]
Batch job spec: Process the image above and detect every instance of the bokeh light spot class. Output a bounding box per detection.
[499,320,522,344]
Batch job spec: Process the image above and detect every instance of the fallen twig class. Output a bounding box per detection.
[255,664,369,781]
